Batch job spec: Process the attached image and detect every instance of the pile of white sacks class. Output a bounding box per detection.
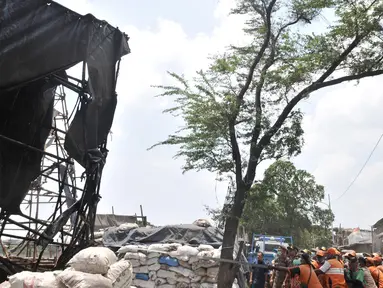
[0,247,133,288]
[117,243,239,288]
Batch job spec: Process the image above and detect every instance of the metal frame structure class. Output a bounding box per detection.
[0,63,110,274]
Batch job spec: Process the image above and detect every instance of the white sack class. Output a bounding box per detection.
[68,247,117,274]
[192,219,212,227]
[124,252,146,261]
[56,270,112,288]
[198,244,214,252]
[118,223,138,231]
[212,249,221,259]
[203,276,217,283]
[149,271,157,281]
[106,259,133,288]
[133,265,149,274]
[132,279,155,288]
[154,278,167,285]
[147,243,180,253]
[117,245,148,254]
[194,268,207,276]
[147,252,161,259]
[9,271,63,288]
[190,275,202,283]
[167,278,177,285]
[168,266,195,278]
[158,285,175,288]
[157,270,176,280]
[178,260,191,269]
[94,231,104,239]
[128,259,141,267]
[147,257,158,266]
[175,276,190,284]
[175,283,189,288]
[124,252,147,265]
[148,263,161,271]
[0,281,10,288]
[169,246,199,261]
[207,267,219,278]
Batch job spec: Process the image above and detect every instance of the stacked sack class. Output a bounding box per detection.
[117,243,239,288]
[1,247,133,288]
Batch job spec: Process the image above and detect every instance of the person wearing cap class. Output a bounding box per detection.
[312,249,327,286]
[270,245,290,288]
[269,253,323,288]
[313,250,326,269]
[316,247,346,288]
[358,257,377,288]
[366,257,383,287]
[345,255,365,288]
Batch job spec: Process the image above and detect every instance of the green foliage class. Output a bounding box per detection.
[241,160,334,248]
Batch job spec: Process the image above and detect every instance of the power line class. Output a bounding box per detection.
[335,132,383,201]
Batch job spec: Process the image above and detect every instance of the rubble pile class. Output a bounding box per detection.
[0,247,133,288]
[118,243,239,288]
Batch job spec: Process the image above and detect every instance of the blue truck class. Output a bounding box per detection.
[247,234,293,267]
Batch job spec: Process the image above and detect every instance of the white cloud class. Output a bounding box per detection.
[299,76,383,228]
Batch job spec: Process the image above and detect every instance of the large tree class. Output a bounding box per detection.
[151,0,383,287]
[241,160,334,248]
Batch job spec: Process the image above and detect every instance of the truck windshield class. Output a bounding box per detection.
[264,244,280,252]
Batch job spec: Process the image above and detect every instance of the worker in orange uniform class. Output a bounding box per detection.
[313,249,327,286]
[366,257,383,287]
[374,256,383,271]
[271,253,323,288]
[335,249,345,267]
[316,247,347,288]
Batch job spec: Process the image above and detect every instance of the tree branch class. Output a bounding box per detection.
[229,120,243,184]
[316,69,383,89]
[236,0,277,105]
[229,0,277,189]
[244,16,303,187]
[257,67,383,156]
[317,35,365,83]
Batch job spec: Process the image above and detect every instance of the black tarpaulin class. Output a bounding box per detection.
[0,0,130,213]
[102,224,224,248]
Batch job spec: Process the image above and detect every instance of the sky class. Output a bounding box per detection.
[50,0,383,230]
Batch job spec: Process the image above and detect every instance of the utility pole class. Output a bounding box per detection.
[328,194,335,245]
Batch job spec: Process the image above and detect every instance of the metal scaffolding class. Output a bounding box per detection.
[0,65,107,273]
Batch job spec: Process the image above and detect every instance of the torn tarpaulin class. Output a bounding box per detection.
[0,0,130,213]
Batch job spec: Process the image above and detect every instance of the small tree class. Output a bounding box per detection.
[150,0,383,286]
[241,160,334,248]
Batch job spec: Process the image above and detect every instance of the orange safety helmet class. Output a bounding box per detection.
[345,250,356,258]
[326,247,338,256]
[373,256,382,265]
[316,250,326,257]
[366,257,375,266]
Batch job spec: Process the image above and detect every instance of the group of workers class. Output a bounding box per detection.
[249,245,383,288]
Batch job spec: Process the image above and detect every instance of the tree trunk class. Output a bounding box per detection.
[217,216,240,288]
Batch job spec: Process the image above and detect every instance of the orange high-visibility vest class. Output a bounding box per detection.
[311,260,319,269]
[323,259,347,288]
[369,266,383,288]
